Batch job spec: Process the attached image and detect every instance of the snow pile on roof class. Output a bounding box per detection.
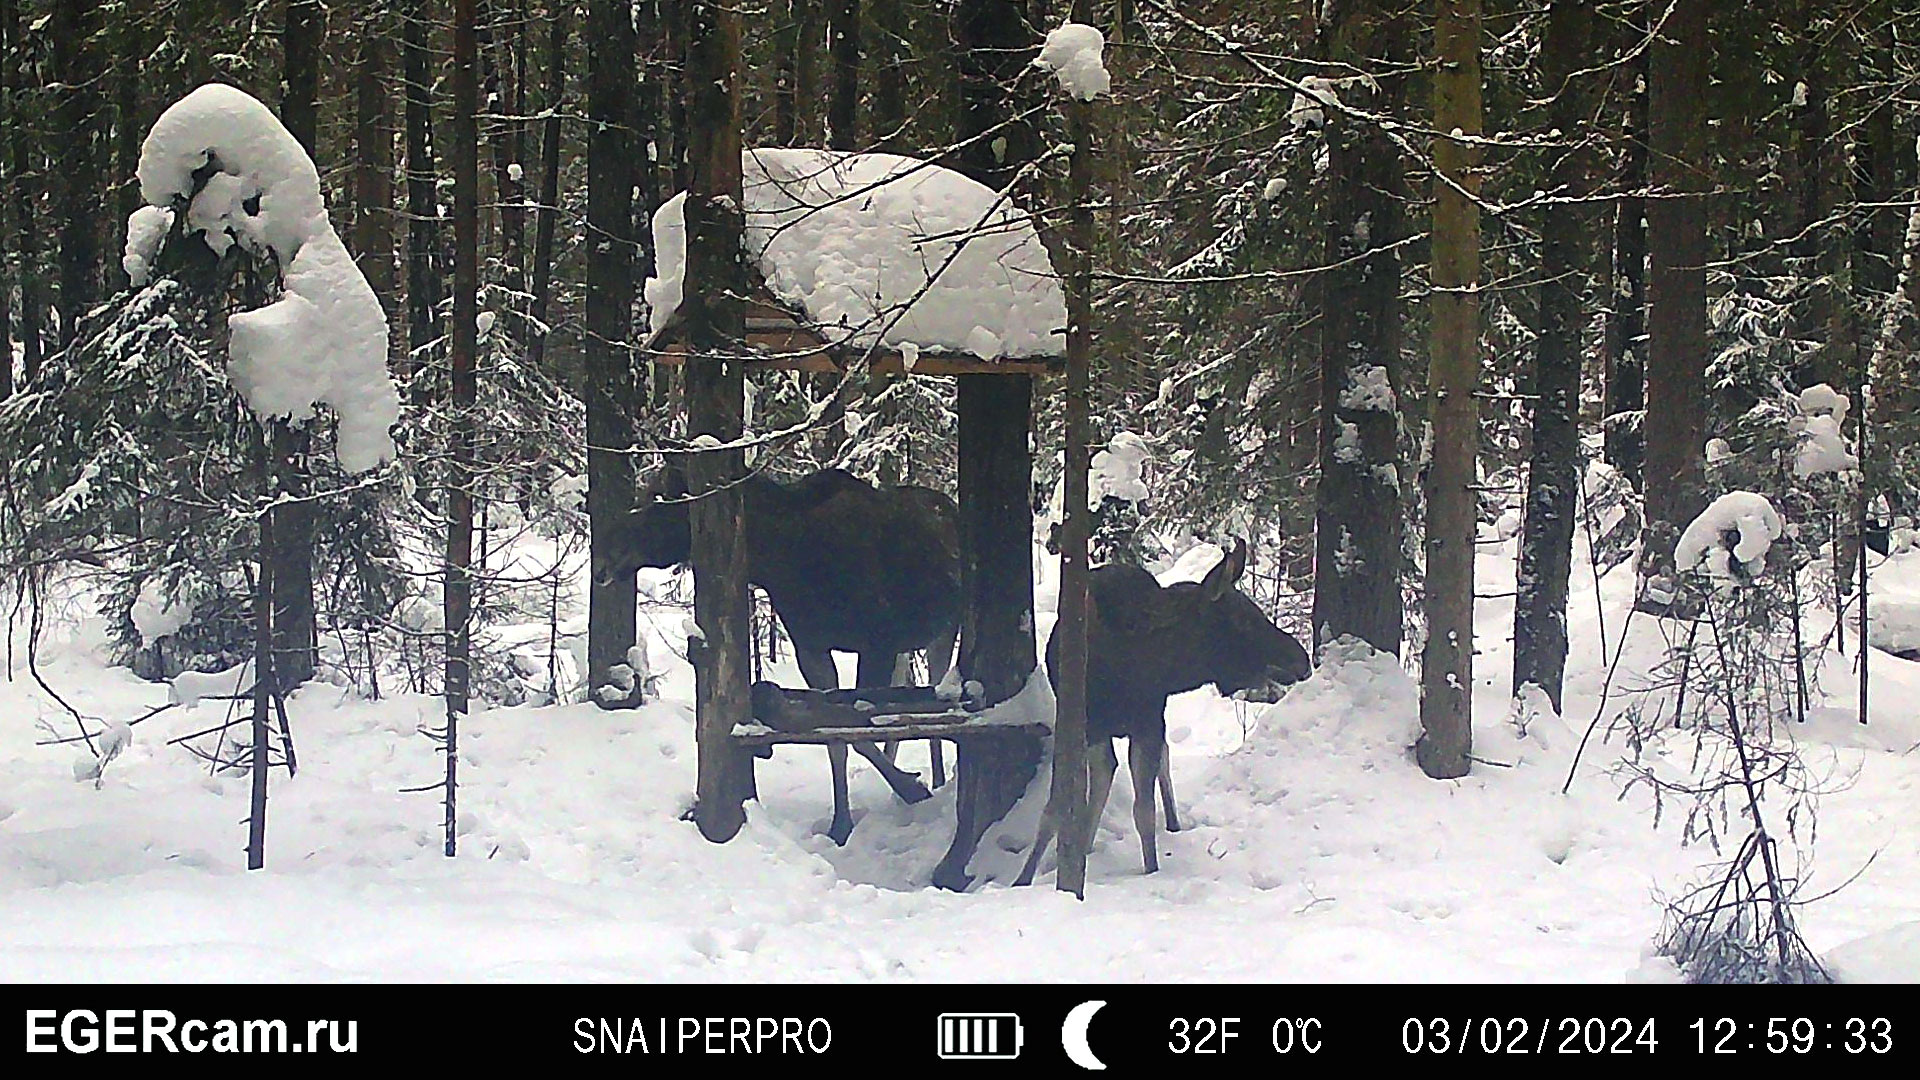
[1675,491,1784,585]
[1034,22,1111,101]
[1794,383,1856,478]
[136,84,400,473]
[1089,431,1150,507]
[646,148,1066,359]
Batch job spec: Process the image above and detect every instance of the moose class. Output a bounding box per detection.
[1016,541,1312,884]
[594,466,961,844]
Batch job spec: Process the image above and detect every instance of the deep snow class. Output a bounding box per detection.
[3,527,1919,982]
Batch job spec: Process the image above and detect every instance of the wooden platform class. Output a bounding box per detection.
[732,681,1050,748]
[648,296,1064,377]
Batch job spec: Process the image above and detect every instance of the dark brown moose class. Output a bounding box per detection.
[595,467,961,844]
[1017,541,1312,884]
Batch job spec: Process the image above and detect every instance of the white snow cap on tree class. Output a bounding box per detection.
[1675,491,1784,586]
[1035,23,1111,101]
[647,149,1066,358]
[1793,383,1856,478]
[135,83,401,473]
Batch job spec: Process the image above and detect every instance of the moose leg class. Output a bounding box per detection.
[1084,738,1120,852]
[1013,804,1056,887]
[827,743,854,845]
[1128,734,1165,874]
[1158,756,1182,833]
[793,645,858,844]
[924,629,956,788]
[852,650,930,804]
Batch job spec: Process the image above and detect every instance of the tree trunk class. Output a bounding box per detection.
[932,0,1044,893]
[1044,0,1100,900]
[403,0,443,397]
[870,0,907,152]
[272,0,323,691]
[685,0,755,843]
[1418,0,1481,780]
[1603,33,1647,488]
[586,0,640,709]
[528,3,566,370]
[1312,0,1408,656]
[52,0,100,348]
[446,0,482,858]
[112,15,141,292]
[4,0,43,385]
[354,3,397,362]
[1513,0,1591,713]
[1640,0,1708,582]
[828,0,859,150]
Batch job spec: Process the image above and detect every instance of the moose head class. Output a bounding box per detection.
[590,466,692,586]
[1149,540,1312,701]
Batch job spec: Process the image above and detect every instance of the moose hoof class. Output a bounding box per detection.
[827,816,855,846]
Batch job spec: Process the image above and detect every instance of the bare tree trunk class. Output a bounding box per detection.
[403,0,443,397]
[1418,0,1481,780]
[586,0,640,708]
[528,3,565,370]
[1046,0,1100,900]
[1641,0,1708,583]
[828,0,859,150]
[1312,0,1408,656]
[932,0,1044,893]
[446,0,482,857]
[354,3,397,364]
[52,0,100,347]
[869,0,907,152]
[112,16,141,293]
[1603,24,1647,488]
[685,0,755,842]
[272,0,323,692]
[1513,0,1591,712]
[3,0,42,385]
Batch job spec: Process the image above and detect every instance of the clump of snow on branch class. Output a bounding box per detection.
[131,577,195,647]
[1034,22,1111,101]
[1289,76,1342,131]
[1792,383,1856,478]
[647,150,1066,359]
[1089,431,1150,508]
[1675,491,1784,587]
[135,83,400,473]
[1339,364,1395,412]
[122,206,174,289]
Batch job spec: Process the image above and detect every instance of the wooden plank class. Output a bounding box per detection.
[732,720,1050,748]
[650,342,1062,377]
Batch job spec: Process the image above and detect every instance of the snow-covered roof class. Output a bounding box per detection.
[646,149,1067,360]
[133,84,400,473]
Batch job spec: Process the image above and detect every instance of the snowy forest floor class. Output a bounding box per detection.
[3,530,1918,982]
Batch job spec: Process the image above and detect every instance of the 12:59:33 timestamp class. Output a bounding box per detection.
[1691,1017,1892,1054]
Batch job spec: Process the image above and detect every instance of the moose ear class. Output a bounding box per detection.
[1200,539,1248,602]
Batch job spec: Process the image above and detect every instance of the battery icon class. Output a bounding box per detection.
[936,1013,1024,1060]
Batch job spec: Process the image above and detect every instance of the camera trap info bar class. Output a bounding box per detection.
[936,1013,1024,1060]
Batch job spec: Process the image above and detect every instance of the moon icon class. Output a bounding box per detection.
[1062,1000,1107,1071]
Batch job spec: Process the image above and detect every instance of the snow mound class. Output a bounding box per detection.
[1826,921,1920,982]
[1034,22,1111,101]
[136,84,400,473]
[1675,491,1783,585]
[647,149,1066,359]
[122,206,174,289]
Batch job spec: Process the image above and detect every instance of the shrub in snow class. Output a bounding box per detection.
[1034,22,1111,101]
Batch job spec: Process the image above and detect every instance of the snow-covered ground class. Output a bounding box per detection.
[4,529,1918,983]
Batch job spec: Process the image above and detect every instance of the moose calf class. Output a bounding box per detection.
[1017,541,1311,884]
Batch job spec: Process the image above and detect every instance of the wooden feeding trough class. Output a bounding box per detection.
[651,148,1066,889]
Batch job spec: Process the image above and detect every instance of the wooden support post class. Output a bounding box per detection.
[685,0,755,841]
